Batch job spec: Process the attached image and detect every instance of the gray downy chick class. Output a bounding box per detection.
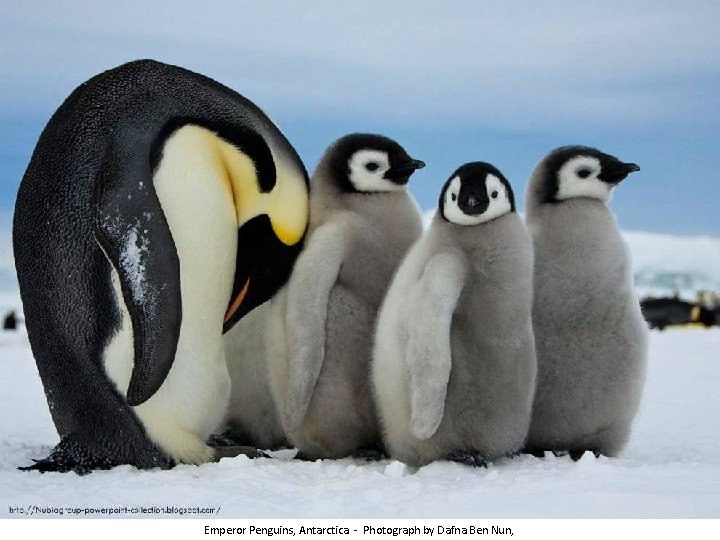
[523,145,648,460]
[271,133,425,459]
[373,162,536,467]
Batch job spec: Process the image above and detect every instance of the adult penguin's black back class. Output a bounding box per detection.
[13,60,309,473]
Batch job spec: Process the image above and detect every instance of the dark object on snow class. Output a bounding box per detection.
[3,310,17,331]
[640,297,716,330]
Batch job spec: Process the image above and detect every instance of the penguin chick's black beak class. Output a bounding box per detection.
[601,162,641,184]
[384,158,426,183]
[393,158,426,175]
[458,191,489,215]
[409,159,426,170]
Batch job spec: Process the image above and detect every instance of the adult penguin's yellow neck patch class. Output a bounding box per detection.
[214,135,308,246]
[152,123,308,333]
[163,124,307,247]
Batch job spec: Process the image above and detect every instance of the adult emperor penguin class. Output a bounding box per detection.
[373,162,536,467]
[523,146,647,460]
[269,133,425,460]
[13,60,309,473]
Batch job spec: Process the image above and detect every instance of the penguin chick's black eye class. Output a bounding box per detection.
[365,162,380,172]
[491,190,499,199]
[451,193,457,201]
[576,167,593,179]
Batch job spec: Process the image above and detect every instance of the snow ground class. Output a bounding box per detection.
[1,327,719,518]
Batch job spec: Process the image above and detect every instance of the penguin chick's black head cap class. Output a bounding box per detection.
[328,133,425,193]
[439,161,515,221]
[538,145,640,204]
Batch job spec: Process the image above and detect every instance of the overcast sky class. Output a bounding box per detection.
[0,1,718,235]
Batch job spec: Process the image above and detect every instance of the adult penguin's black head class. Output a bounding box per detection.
[326,133,425,193]
[439,162,515,225]
[529,145,640,206]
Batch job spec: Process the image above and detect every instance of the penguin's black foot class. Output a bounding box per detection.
[569,450,586,461]
[592,450,603,459]
[208,433,240,447]
[19,438,121,474]
[213,445,268,461]
[19,434,171,474]
[19,456,103,475]
[352,448,387,461]
[447,449,488,468]
[293,450,318,461]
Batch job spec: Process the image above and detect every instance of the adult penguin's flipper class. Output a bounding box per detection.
[93,142,182,407]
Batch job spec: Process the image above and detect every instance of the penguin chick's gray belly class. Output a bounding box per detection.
[374,209,536,468]
[223,298,288,450]
[293,285,379,458]
[412,253,535,463]
[526,206,647,455]
[389,328,536,467]
[441,314,535,454]
[290,209,420,458]
[528,296,647,454]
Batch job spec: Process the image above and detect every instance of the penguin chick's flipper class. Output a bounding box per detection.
[284,220,351,431]
[447,449,488,468]
[403,252,467,440]
[94,142,182,407]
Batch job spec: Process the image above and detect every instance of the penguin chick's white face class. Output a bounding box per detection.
[556,156,612,202]
[537,146,640,206]
[440,162,515,226]
[327,133,425,194]
[347,149,397,192]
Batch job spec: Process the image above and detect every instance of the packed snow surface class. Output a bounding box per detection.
[1,328,719,518]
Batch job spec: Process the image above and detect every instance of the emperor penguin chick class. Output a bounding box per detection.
[272,133,425,459]
[523,146,647,460]
[222,296,288,451]
[373,162,536,467]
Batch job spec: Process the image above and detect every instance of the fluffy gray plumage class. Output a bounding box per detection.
[223,298,288,450]
[524,146,648,458]
[268,134,424,459]
[373,163,536,467]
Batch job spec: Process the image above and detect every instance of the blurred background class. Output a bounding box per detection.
[1,1,719,329]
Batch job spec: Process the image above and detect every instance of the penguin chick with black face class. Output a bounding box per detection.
[372,163,536,467]
[269,133,425,460]
[523,146,647,460]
